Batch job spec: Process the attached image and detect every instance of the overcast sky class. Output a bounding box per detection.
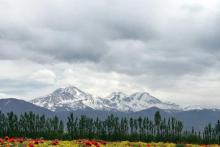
[0,0,220,107]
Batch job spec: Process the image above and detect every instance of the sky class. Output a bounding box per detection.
[0,0,220,107]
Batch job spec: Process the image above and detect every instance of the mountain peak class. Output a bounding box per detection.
[130,92,162,104]
[53,86,84,94]
[31,86,95,111]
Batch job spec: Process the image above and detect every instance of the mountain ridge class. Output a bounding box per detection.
[30,86,210,112]
[1,97,220,131]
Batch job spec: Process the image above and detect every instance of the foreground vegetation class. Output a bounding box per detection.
[0,111,220,144]
[0,137,219,147]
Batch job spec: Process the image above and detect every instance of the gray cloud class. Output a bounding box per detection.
[0,0,156,64]
[0,79,51,96]
[0,0,220,106]
[198,23,220,52]
[0,0,219,74]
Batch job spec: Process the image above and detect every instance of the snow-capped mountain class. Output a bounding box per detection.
[31,86,108,111]
[31,86,183,112]
[101,92,181,111]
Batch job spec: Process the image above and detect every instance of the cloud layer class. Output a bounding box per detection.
[0,0,220,107]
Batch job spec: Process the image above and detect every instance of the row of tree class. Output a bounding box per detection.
[66,112,184,142]
[0,111,64,139]
[203,120,220,144]
[0,111,220,144]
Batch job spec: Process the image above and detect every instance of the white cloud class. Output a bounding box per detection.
[0,92,15,98]
[56,66,147,97]
[31,69,56,85]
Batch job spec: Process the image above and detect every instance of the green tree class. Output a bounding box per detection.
[154,111,161,135]
[67,113,75,139]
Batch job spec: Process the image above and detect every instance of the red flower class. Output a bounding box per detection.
[34,140,39,145]
[146,144,150,147]
[91,140,98,145]
[84,141,92,146]
[17,138,24,143]
[8,137,15,143]
[51,139,59,145]
[0,138,4,145]
[4,136,9,141]
[28,142,34,147]
[99,140,107,145]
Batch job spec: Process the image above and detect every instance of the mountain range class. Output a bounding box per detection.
[31,86,198,112]
[0,86,220,131]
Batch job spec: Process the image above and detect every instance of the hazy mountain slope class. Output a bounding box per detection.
[0,98,54,116]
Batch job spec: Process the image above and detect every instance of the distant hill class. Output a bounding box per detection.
[0,98,54,116]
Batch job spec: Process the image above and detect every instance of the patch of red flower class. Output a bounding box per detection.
[91,140,99,145]
[17,137,24,143]
[0,138,4,145]
[34,140,39,145]
[4,136,9,141]
[51,139,59,145]
[28,142,34,147]
[8,137,15,143]
[99,140,107,145]
[84,140,92,146]
[39,139,44,143]
[146,144,151,147]
[83,140,102,147]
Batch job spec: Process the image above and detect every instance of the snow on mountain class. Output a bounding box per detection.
[182,105,203,111]
[31,86,183,112]
[31,86,113,111]
[182,105,219,111]
[103,92,181,111]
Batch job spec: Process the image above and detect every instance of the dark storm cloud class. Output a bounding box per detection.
[197,22,220,52]
[0,9,155,64]
[98,46,216,77]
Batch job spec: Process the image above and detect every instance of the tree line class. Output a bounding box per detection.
[0,111,220,144]
[0,111,64,139]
